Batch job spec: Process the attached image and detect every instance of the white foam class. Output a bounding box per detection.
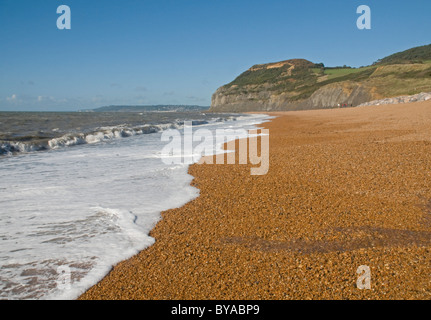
[0,113,272,300]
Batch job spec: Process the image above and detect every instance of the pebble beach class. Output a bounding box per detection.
[79,100,431,300]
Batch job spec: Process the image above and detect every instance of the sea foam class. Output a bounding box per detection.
[0,114,271,300]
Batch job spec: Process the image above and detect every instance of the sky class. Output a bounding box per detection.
[0,0,430,111]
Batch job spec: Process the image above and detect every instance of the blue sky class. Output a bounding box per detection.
[1,0,430,111]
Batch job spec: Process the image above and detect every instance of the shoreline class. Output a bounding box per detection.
[79,101,431,300]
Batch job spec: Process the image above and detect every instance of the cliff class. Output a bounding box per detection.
[210,45,431,112]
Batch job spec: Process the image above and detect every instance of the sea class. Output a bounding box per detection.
[0,110,270,300]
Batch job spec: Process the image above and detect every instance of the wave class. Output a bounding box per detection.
[0,141,48,155]
[0,117,237,156]
[47,123,180,149]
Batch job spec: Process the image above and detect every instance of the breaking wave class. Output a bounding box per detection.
[0,118,236,156]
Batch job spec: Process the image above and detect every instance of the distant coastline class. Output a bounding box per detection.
[80,105,210,113]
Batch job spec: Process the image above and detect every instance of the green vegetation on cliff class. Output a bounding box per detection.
[375,44,431,65]
[211,43,431,112]
[223,60,379,102]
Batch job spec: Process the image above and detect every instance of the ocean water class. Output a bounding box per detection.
[0,111,270,300]
[0,111,231,155]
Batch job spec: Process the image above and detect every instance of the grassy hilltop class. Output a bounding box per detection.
[210,44,431,112]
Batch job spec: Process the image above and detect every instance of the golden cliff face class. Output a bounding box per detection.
[210,57,431,112]
[211,81,378,112]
